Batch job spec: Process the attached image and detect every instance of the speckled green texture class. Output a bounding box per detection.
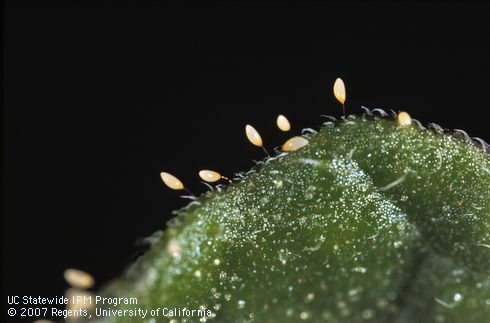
[86,113,489,323]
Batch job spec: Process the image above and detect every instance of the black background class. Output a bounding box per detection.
[4,1,490,321]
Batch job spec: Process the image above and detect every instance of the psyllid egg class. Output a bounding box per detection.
[333,78,346,104]
[245,124,264,147]
[397,111,412,126]
[63,268,94,289]
[282,136,309,152]
[277,115,291,132]
[199,170,222,183]
[160,172,185,190]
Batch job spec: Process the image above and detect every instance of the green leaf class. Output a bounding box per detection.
[86,112,489,323]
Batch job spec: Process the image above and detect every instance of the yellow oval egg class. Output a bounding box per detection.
[282,136,309,152]
[276,115,291,131]
[199,170,222,183]
[63,268,95,289]
[160,172,185,190]
[333,78,346,104]
[397,111,412,126]
[245,124,263,147]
